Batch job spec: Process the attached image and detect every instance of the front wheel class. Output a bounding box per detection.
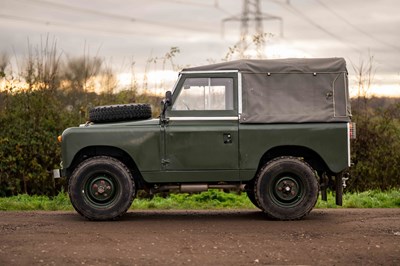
[68,156,136,220]
[254,157,319,220]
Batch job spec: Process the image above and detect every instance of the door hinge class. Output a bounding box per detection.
[161,159,170,166]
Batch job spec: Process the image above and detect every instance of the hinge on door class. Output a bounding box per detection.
[161,117,169,126]
[161,159,170,166]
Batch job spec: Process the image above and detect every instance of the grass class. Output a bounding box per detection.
[131,190,253,210]
[0,192,73,211]
[316,189,400,208]
[0,189,399,211]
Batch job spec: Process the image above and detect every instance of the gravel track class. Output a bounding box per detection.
[1,209,399,265]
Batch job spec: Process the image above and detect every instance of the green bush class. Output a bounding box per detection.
[0,89,68,196]
[0,87,159,196]
[349,103,400,191]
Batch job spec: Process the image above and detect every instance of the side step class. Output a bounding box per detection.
[150,184,245,194]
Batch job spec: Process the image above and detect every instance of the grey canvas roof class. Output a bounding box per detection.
[182,58,347,74]
[183,58,351,123]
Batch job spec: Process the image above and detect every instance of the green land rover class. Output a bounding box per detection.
[55,58,355,221]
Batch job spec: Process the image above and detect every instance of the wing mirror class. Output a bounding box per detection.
[163,91,172,106]
[160,91,172,123]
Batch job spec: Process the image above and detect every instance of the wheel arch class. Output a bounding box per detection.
[256,145,330,178]
[66,146,146,189]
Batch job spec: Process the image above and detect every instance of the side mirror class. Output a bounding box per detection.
[164,91,172,106]
[160,91,172,124]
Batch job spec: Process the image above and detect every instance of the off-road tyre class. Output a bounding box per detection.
[254,156,319,220]
[89,103,152,123]
[68,156,136,221]
[245,182,261,209]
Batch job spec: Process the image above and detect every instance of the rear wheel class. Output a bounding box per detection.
[255,157,319,220]
[68,156,136,220]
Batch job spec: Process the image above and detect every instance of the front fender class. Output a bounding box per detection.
[61,120,161,173]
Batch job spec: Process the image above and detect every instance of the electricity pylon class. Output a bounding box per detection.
[222,0,283,58]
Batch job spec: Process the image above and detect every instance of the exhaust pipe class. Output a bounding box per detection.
[180,184,208,193]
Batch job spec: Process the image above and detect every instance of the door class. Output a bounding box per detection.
[163,73,240,181]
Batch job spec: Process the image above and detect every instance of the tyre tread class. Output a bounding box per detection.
[89,103,152,123]
[68,156,136,221]
[254,156,319,220]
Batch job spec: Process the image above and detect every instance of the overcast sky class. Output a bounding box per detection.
[1,0,399,96]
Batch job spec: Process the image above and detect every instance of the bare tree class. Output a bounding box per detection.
[22,36,63,92]
[162,46,180,71]
[100,61,117,97]
[63,56,103,93]
[63,52,103,120]
[0,52,9,78]
[351,53,375,113]
[223,33,272,61]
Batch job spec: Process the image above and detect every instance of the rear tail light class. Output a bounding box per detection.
[349,122,356,139]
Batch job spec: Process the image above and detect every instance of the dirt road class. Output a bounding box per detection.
[0,209,399,265]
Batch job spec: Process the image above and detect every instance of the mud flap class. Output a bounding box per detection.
[320,173,329,201]
[335,172,343,206]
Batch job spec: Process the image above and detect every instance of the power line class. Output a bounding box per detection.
[314,0,400,52]
[147,0,234,16]
[147,0,217,8]
[13,0,215,33]
[266,0,362,53]
[0,14,164,37]
[267,0,398,70]
[14,0,136,22]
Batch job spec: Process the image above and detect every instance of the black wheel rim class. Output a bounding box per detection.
[84,174,118,208]
[270,174,305,207]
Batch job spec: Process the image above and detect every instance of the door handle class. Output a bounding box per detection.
[223,133,232,144]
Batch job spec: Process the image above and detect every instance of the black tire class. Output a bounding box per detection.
[89,103,152,123]
[254,157,319,220]
[245,182,261,209]
[68,156,136,220]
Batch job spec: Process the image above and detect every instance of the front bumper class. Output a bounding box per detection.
[53,169,61,179]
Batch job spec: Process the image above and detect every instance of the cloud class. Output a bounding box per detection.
[0,0,399,96]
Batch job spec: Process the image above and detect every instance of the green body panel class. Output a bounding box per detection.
[165,120,238,171]
[238,123,349,180]
[62,119,162,173]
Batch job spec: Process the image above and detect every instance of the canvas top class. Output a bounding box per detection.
[184,58,351,123]
[182,58,347,74]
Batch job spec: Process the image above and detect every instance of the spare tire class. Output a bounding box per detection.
[89,103,152,123]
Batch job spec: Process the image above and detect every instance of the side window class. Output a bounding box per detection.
[172,77,234,111]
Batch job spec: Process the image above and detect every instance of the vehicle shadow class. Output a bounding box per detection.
[61,209,330,223]
[115,209,328,222]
